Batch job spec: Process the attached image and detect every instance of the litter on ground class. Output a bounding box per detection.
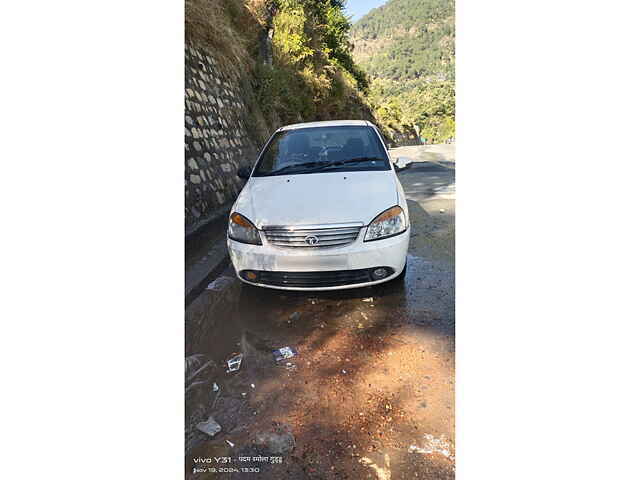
[226,353,243,373]
[273,346,298,362]
[196,417,222,437]
[206,276,234,291]
[408,434,453,459]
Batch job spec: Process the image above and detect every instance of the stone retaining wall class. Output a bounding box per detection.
[185,44,261,234]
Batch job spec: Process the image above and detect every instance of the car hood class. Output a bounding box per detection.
[234,171,398,228]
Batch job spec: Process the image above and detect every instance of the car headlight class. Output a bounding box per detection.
[228,212,262,245]
[364,206,407,242]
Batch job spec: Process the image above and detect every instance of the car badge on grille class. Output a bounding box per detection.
[304,234,319,246]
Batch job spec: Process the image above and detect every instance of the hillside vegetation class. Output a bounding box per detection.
[258,0,371,124]
[186,0,386,141]
[351,0,455,143]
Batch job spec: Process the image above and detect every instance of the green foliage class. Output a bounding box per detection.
[352,0,455,143]
[353,0,452,40]
[323,2,369,90]
[255,0,374,124]
[256,63,313,122]
[187,0,378,139]
[273,1,315,63]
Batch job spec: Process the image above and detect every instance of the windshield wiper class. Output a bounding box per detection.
[305,157,386,172]
[265,161,324,176]
[264,157,385,176]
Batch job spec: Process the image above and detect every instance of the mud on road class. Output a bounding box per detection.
[185,145,455,479]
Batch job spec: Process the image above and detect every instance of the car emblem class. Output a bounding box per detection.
[304,234,319,246]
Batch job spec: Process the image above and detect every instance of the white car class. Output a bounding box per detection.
[227,120,410,290]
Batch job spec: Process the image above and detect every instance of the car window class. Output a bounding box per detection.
[253,125,390,177]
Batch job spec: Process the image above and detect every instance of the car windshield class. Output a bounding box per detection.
[253,125,390,177]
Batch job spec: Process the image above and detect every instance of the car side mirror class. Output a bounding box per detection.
[392,156,411,170]
[237,166,251,179]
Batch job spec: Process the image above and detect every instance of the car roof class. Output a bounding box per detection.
[278,120,373,131]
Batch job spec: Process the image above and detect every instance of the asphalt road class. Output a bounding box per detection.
[185,145,455,479]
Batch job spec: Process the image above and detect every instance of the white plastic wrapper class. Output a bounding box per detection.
[226,353,243,372]
[273,346,297,362]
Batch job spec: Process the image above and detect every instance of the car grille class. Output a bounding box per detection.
[245,269,373,287]
[262,224,362,248]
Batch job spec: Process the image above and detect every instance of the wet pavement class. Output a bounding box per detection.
[186,214,231,303]
[185,145,455,479]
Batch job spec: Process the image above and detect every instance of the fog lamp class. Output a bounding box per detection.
[244,271,258,281]
[372,267,389,280]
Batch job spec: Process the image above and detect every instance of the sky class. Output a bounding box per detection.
[344,0,388,22]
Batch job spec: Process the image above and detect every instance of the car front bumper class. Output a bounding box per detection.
[228,228,410,291]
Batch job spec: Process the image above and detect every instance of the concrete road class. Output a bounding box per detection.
[185,145,455,479]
